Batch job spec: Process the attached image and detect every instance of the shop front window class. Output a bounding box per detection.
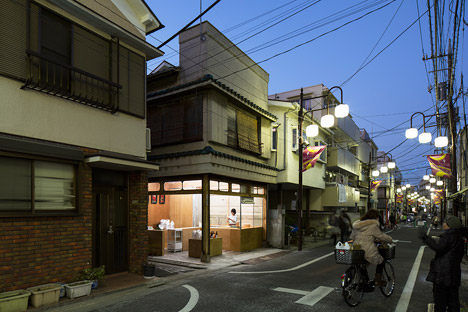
[219,182,229,192]
[148,182,160,192]
[183,180,202,190]
[232,184,240,193]
[252,186,265,195]
[164,181,182,191]
[210,180,218,191]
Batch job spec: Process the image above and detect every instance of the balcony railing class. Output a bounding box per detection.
[23,50,121,112]
[227,130,263,155]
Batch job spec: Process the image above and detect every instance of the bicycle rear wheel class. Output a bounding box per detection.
[380,261,395,297]
[342,266,364,307]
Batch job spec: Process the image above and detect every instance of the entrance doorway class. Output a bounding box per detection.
[93,170,128,274]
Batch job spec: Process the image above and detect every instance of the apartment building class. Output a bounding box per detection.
[0,0,163,291]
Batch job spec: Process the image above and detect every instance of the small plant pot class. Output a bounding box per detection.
[0,290,30,312]
[64,281,93,299]
[26,283,61,308]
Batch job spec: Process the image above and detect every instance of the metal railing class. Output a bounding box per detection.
[23,50,121,112]
[227,130,263,155]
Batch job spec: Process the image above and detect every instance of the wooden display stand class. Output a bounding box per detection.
[148,230,165,256]
[188,238,222,258]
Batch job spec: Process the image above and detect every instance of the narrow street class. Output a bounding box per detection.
[50,225,468,312]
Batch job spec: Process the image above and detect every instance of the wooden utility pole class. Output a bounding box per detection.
[447,43,458,216]
[297,88,304,251]
[367,152,372,211]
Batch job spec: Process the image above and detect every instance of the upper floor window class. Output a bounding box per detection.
[0,156,76,215]
[227,107,262,155]
[0,2,145,117]
[271,127,278,151]
[148,94,203,146]
[314,140,327,163]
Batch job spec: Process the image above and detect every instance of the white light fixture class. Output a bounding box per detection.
[418,132,432,144]
[436,180,443,186]
[380,166,388,173]
[372,170,380,177]
[402,186,407,190]
[425,185,430,190]
[305,124,319,138]
[406,183,411,188]
[334,104,349,118]
[405,128,418,139]
[430,187,435,192]
[387,161,396,169]
[397,188,401,192]
[423,175,430,180]
[429,177,436,184]
[320,114,335,128]
[434,136,448,148]
[407,195,411,198]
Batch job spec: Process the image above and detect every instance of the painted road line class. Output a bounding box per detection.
[395,246,426,312]
[179,285,199,312]
[229,252,334,274]
[393,240,412,243]
[274,286,334,307]
[273,287,309,296]
[296,286,334,306]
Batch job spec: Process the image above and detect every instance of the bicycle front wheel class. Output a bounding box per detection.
[380,261,395,297]
[342,266,364,307]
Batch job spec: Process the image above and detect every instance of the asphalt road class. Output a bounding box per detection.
[53,225,468,312]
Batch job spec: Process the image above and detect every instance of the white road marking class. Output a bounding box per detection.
[393,240,412,243]
[394,246,426,312]
[273,287,309,296]
[179,284,199,312]
[296,286,334,306]
[229,252,333,274]
[274,286,334,307]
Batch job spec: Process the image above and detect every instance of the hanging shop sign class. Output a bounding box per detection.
[427,154,452,178]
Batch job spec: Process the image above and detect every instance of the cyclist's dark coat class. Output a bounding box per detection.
[423,228,464,287]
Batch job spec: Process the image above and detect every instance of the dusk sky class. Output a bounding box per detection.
[145,0,467,185]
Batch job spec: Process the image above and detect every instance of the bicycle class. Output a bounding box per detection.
[337,243,396,307]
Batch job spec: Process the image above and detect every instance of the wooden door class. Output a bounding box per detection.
[95,186,128,274]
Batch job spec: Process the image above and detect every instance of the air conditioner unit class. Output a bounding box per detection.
[146,128,151,152]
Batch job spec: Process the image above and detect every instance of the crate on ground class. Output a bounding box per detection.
[379,244,396,259]
[335,248,365,264]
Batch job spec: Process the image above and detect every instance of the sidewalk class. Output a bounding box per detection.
[31,248,290,311]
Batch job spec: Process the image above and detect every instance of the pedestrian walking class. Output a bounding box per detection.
[338,210,352,242]
[419,216,465,312]
[389,213,396,229]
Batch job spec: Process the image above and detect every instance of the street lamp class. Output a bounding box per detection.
[406,183,411,188]
[436,180,443,186]
[423,174,430,180]
[426,185,431,190]
[372,170,380,177]
[434,136,448,148]
[405,111,449,146]
[297,86,350,251]
[380,166,388,173]
[429,177,436,184]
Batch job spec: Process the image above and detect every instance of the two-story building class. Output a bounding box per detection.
[146,22,278,262]
[0,0,163,291]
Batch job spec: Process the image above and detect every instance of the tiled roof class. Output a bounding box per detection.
[148,146,279,171]
[147,74,277,120]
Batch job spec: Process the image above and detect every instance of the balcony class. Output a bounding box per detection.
[23,50,121,112]
[322,184,359,207]
[327,147,359,175]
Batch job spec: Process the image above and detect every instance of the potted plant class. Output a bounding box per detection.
[63,280,93,299]
[79,266,105,289]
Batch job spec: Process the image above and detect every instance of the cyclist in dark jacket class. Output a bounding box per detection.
[420,216,464,312]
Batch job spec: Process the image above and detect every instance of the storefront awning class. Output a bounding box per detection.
[85,155,159,171]
[447,187,468,199]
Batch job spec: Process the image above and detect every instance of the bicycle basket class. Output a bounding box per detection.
[378,244,396,259]
[335,249,365,264]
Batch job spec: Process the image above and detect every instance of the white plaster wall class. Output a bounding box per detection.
[1,77,147,157]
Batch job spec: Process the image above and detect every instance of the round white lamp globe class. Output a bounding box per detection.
[334,104,349,118]
[405,128,418,139]
[320,114,334,128]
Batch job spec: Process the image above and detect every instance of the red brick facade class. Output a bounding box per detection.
[0,163,93,292]
[0,164,149,292]
[128,171,149,274]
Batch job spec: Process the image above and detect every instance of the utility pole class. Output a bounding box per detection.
[447,42,458,216]
[297,88,304,251]
[367,152,372,211]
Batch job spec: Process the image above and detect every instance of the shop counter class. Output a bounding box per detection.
[188,238,222,258]
[148,230,165,256]
[211,226,263,252]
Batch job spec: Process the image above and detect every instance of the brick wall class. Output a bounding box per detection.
[0,162,93,292]
[128,171,149,274]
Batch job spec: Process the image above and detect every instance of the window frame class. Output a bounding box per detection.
[291,127,298,152]
[0,152,79,217]
[271,127,278,152]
